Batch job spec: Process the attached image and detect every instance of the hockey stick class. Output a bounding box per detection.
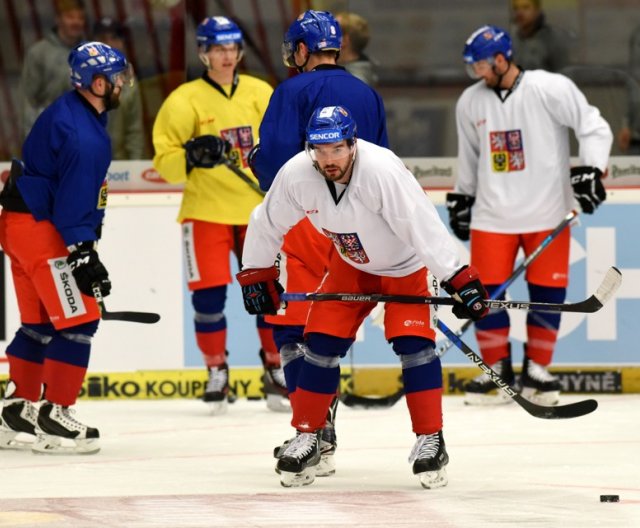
[92,285,161,324]
[437,319,597,419]
[339,389,404,409]
[281,266,622,313]
[437,210,579,356]
[221,156,266,197]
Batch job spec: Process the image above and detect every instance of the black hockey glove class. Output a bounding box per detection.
[570,166,606,214]
[446,192,475,241]
[236,266,284,316]
[67,242,111,297]
[441,265,488,321]
[184,135,231,173]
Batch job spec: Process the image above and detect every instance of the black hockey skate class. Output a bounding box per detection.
[260,349,290,413]
[520,355,561,405]
[0,395,38,450]
[464,356,515,406]
[34,402,100,455]
[276,430,322,487]
[274,395,338,477]
[203,363,230,415]
[410,430,449,489]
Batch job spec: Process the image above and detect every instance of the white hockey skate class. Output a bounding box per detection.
[0,391,38,450]
[463,357,515,406]
[203,364,230,415]
[33,402,100,455]
[276,431,321,487]
[520,357,561,406]
[409,430,449,489]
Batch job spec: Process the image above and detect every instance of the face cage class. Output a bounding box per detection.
[281,41,297,67]
[305,140,355,162]
[465,56,496,80]
[108,63,134,88]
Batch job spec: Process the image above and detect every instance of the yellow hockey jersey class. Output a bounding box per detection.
[153,73,273,224]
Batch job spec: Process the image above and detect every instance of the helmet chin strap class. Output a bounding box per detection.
[294,44,310,73]
[492,60,512,89]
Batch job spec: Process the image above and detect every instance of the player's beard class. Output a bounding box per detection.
[103,84,122,111]
[316,155,355,184]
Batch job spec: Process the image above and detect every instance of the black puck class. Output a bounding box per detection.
[600,495,619,502]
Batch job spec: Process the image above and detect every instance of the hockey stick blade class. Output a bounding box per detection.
[282,266,622,314]
[100,309,161,324]
[438,320,598,419]
[339,389,404,409]
[92,285,161,324]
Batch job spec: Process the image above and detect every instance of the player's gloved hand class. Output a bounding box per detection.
[184,135,231,173]
[570,166,606,214]
[67,242,111,297]
[446,192,475,241]
[236,266,284,315]
[441,265,488,321]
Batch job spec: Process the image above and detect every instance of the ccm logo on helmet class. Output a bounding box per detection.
[309,131,340,141]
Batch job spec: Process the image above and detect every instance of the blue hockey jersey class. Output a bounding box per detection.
[252,65,388,191]
[18,90,111,246]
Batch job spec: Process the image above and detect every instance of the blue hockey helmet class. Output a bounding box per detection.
[463,25,512,65]
[282,10,342,67]
[196,16,243,49]
[306,105,357,145]
[68,41,132,89]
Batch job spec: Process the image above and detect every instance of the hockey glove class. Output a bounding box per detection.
[446,192,475,241]
[441,265,488,321]
[67,242,111,297]
[184,135,231,173]
[236,266,284,316]
[570,166,606,214]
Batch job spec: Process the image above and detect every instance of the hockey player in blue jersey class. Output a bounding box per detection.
[244,10,388,481]
[0,41,133,454]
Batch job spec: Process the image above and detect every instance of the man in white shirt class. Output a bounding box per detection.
[450,25,612,406]
[236,105,489,489]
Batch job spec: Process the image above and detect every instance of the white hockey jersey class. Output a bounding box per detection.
[455,69,613,233]
[242,139,461,281]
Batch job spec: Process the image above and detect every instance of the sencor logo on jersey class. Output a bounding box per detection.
[490,129,525,172]
[49,258,87,318]
[322,228,370,264]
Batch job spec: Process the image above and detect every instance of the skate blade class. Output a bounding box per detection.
[266,394,291,413]
[32,435,100,455]
[520,387,560,406]
[206,400,229,416]
[418,467,448,489]
[0,430,35,451]
[464,391,514,406]
[315,453,336,477]
[279,466,316,487]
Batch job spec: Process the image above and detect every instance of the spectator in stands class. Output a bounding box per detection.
[510,0,570,72]
[92,17,145,159]
[618,25,640,155]
[335,12,378,86]
[20,0,87,137]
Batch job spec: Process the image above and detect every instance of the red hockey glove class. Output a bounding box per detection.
[441,265,488,321]
[236,266,284,315]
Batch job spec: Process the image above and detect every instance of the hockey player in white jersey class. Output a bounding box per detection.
[450,25,612,406]
[236,105,489,489]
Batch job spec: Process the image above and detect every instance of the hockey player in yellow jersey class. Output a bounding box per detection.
[152,16,286,414]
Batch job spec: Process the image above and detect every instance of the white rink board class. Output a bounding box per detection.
[2,159,640,372]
